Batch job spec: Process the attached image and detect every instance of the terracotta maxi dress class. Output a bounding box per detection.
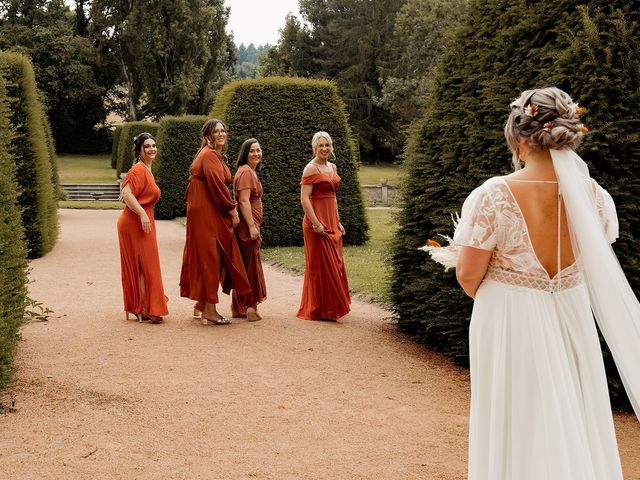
[117,162,169,317]
[231,165,267,313]
[180,146,251,304]
[297,171,351,320]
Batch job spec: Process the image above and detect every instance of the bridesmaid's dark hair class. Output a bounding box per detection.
[236,138,262,169]
[132,132,156,163]
[199,118,228,152]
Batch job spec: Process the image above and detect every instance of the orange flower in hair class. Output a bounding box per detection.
[543,122,554,130]
[581,125,589,133]
[524,103,539,117]
[575,104,586,115]
[426,239,441,248]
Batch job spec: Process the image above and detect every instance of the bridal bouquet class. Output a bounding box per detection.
[419,213,459,271]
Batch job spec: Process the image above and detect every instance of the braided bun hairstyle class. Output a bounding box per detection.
[504,87,587,169]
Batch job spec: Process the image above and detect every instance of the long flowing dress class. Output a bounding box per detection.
[454,176,623,480]
[231,165,267,313]
[117,162,168,317]
[180,146,251,304]
[297,171,350,320]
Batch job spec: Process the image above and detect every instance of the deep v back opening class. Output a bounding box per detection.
[502,178,576,279]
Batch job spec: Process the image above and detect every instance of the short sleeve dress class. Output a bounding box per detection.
[231,165,267,312]
[117,162,169,317]
[455,176,623,480]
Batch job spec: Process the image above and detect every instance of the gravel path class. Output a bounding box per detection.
[1,209,639,479]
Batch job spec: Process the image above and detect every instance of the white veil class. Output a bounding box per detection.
[551,148,640,420]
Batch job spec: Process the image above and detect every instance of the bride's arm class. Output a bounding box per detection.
[456,246,493,299]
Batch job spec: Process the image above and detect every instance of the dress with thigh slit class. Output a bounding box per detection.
[180,146,251,304]
[117,162,169,317]
[455,176,623,480]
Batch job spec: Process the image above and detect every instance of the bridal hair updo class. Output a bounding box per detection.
[504,87,587,169]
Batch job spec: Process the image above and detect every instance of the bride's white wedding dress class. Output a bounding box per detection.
[454,175,623,480]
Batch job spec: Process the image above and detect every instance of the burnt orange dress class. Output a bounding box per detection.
[180,146,251,304]
[297,171,351,320]
[117,162,169,317]
[231,165,267,313]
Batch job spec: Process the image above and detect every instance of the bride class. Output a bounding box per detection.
[454,87,640,479]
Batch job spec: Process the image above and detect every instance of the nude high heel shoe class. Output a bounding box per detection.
[125,311,142,322]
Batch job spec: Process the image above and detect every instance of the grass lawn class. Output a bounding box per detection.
[358,163,404,186]
[59,201,122,210]
[58,153,117,184]
[261,208,397,305]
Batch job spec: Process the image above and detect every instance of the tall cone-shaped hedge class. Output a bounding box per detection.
[154,115,208,220]
[0,51,58,258]
[115,122,160,178]
[211,77,368,246]
[0,74,28,389]
[391,1,640,409]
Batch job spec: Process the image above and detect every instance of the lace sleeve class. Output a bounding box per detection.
[453,184,497,251]
[595,183,619,244]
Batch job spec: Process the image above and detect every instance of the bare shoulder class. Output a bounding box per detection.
[302,161,318,177]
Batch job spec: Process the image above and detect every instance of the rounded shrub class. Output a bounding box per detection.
[0,74,28,389]
[154,115,208,220]
[115,122,160,178]
[211,77,368,246]
[0,51,58,258]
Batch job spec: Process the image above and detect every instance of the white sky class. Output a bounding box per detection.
[225,0,301,47]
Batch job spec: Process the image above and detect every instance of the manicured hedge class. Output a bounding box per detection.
[0,74,28,389]
[390,1,640,409]
[0,51,58,258]
[42,113,64,200]
[154,115,208,220]
[211,77,368,246]
[115,122,159,177]
[111,124,123,170]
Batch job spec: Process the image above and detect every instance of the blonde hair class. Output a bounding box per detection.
[504,87,586,169]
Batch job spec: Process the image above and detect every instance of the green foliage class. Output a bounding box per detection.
[377,0,468,138]
[89,0,234,119]
[154,115,208,220]
[0,73,28,389]
[0,51,58,258]
[235,43,270,79]
[301,0,405,163]
[258,14,319,78]
[391,0,640,409]
[111,125,123,169]
[41,112,64,200]
[115,122,160,177]
[212,77,368,246]
[0,0,110,153]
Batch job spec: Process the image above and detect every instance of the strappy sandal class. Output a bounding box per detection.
[246,308,262,322]
[193,301,205,319]
[201,315,231,326]
[125,311,142,322]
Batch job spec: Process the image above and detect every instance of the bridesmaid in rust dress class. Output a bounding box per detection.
[179,119,251,325]
[231,138,267,322]
[117,132,168,324]
[297,131,351,321]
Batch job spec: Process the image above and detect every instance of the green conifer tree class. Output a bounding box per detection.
[391,0,640,407]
